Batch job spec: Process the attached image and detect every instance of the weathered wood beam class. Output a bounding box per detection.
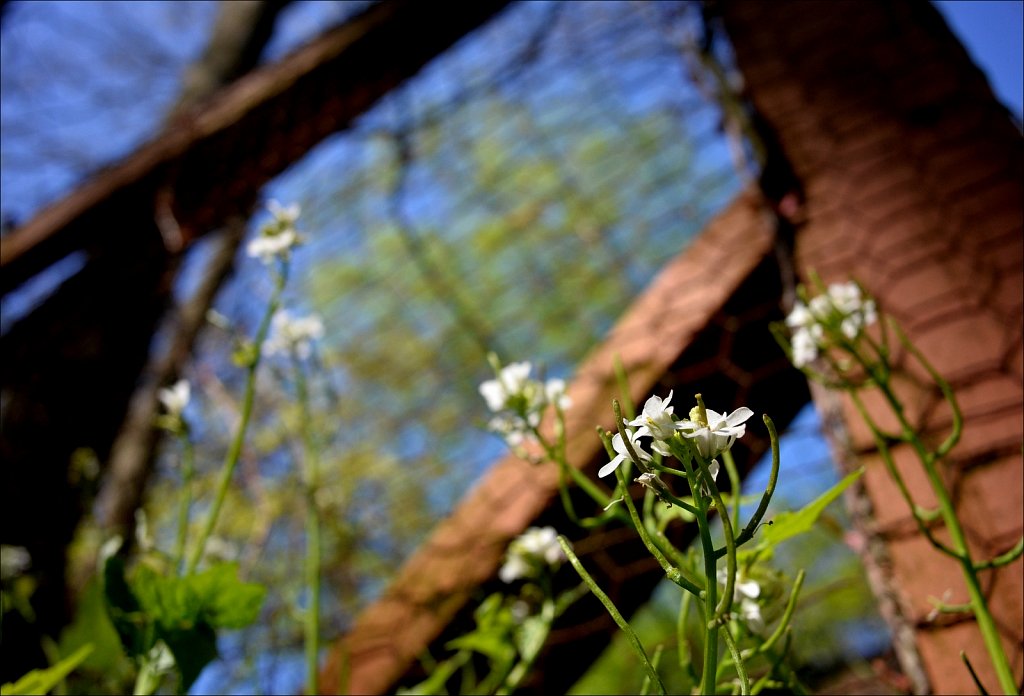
[0,0,510,295]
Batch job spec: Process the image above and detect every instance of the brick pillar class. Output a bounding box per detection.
[721,1,1023,692]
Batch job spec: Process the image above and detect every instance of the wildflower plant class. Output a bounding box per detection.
[36,200,327,696]
[774,276,1024,695]
[434,354,866,695]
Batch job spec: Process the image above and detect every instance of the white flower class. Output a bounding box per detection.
[479,360,571,447]
[499,554,532,583]
[786,282,877,367]
[599,428,653,478]
[627,390,682,442]
[827,281,862,314]
[1,545,31,581]
[158,379,190,418]
[718,569,765,632]
[267,199,300,227]
[738,597,764,632]
[545,378,572,411]
[516,526,565,566]
[785,302,814,329]
[247,200,303,264]
[499,526,567,583]
[790,327,819,368]
[679,406,753,463]
[246,228,299,264]
[479,362,533,412]
[487,413,530,447]
[263,311,324,359]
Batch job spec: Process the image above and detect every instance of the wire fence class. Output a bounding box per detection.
[166,2,749,690]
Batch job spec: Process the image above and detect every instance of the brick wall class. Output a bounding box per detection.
[721,1,1023,692]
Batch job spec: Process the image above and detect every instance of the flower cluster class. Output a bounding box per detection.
[785,281,877,368]
[600,391,752,482]
[246,199,303,264]
[499,526,567,583]
[263,311,324,359]
[479,360,571,447]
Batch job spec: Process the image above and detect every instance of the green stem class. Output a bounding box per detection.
[722,625,749,695]
[758,570,804,655]
[722,450,742,533]
[173,433,195,576]
[675,445,720,695]
[715,415,780,560]
[853,325,1016,694]
[187,262,287,575]
[294,354,322,696]
[557,536,666,695]
[615,467,702,595]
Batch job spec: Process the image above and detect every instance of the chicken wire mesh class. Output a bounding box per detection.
[145,1,750,689]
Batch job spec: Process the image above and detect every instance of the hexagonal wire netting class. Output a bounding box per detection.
[1,0,888,691]
[171,1,753,688]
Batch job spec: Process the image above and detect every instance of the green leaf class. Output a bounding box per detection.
[513,614,548,660]
[127,563,265,692]
[445,632,516,664]
[59,577,130,677]
[189,563,266,629]
[1,644,93,696]
[130,562,265,632]
[753,468,864,554]
[103,554,151,658]
[162,622,219,692]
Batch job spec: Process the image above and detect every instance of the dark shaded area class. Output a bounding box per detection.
[0,0,508,677]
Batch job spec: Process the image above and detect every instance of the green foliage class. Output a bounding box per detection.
[102,555,265,692]
[1,645,93,696]
[748,468,864,559]
[58,578,133,690]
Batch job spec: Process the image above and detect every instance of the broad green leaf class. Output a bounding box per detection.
[1,644,93,696]
[59,578,130,676]
[754,468,864,553]
[103,554,151,658]
[162,622,219,692]
[130,562,265,631]
[188,562,266,629]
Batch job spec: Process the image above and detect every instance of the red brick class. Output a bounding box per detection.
[988,557,1024,644]
[887,532,979,623]
[957,456,1024,550]
[916,621,1024,695]
[925,374,1023,440]
[879,262,976,322]
[861,444,948,534]
[902,313,1007,385]
[839,374,938,452]
[946,405,1024,464]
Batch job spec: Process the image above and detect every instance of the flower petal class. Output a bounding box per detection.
[725,407,754,427]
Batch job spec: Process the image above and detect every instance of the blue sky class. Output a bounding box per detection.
[935,0,1024,121]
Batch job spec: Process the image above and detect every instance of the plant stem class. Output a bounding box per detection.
[557,536,666,695]
[294,354,322,695]
[187,262,287,575]
[173,433,195,576]
[855,332,1016,694]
